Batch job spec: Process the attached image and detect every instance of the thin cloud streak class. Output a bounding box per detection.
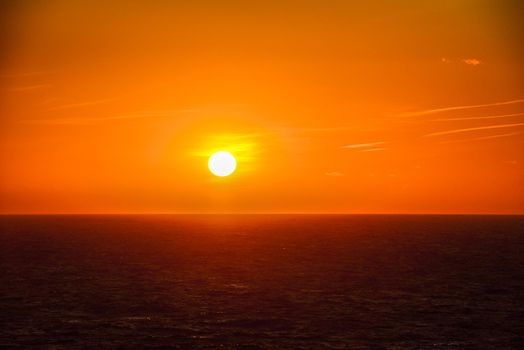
[47,98,116,111]
[463,58,481,66]
[358,147,388,152]
[325,171,344,177]
[7,84,52,92]
[0,71,54,78]
[430,112,524,122]
[396,99,524,117]
[342,142,385,149]
[281,125,358,134]
[21,109,197,125]
[439,131,522,144]
[424,123,524,137]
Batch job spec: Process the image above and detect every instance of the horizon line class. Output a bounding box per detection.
[1,212,523,216]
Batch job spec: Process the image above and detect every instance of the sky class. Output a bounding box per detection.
[0,0,523,214]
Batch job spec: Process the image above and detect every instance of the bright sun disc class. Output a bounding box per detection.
[208,151,236,177]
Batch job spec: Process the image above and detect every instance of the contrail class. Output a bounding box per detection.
[342,142,385,149]
[7,84,52,92]
[430,112,524,122]
[425,123,524,137]
[439,132,522,144]
[357,147,388,152]
[47,98,116,111]
[397,99,524,117]
[20,109,197,125]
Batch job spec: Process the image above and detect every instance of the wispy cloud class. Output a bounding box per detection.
[396,99,524,117]
[357,147,388,152]
[439,131,522,144]
[325,171,344,177]
[103,109,198,121]
[439,58,482,66]
[430,112,524,122]
[424,123,524,137]
[21,109,197,125]
[0,71,54,78]
[342,142,385,149]
[7,84,52,92]
[463,58,481,66]
[278,125,358,134]
[47,98,116,111]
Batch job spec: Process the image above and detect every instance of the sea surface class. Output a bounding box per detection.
[1,215,523,349]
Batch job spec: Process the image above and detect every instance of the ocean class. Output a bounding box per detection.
[1,215,523,349]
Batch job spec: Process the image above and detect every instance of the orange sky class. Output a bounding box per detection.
[1,0,523,214]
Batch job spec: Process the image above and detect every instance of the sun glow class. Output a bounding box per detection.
[208,151,237,177]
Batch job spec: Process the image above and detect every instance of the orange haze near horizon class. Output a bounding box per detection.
[1,1,523,214]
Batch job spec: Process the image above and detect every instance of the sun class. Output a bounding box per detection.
[208,151,236,177]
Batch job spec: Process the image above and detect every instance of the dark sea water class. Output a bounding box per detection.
[1,215,523,349]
